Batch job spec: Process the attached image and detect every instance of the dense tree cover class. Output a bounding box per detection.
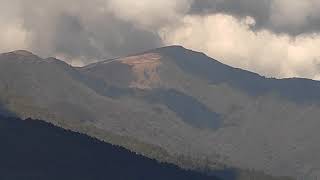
[0,116,220,180]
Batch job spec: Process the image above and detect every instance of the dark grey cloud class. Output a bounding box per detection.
[190,0,271,24]
[8,0,163,65]
[190,0,320,36]
[26,13,162,64]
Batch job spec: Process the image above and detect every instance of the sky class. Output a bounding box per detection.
[1,0,320,79]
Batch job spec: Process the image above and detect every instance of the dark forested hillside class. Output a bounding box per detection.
[0,116,220,180]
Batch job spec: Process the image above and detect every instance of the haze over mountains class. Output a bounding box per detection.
[0,46,319,179]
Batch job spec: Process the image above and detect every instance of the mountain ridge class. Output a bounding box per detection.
[0,46,317,179]
[7,46,320,83]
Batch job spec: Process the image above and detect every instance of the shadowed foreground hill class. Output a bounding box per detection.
[0,116,220,180]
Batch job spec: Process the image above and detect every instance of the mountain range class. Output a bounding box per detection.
[1,46,319,179]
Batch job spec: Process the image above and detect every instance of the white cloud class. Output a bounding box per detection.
[0,23,29,53]
[0,0,29,52]
[160,14,320,79]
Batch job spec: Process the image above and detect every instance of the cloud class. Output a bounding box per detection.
[190,0,320,36]
[160,14,320,79]
[106,0,193,29]
[0,20,28,53]
[0,0,29,52]
[269,0,320,35]
[0,0,320,79]
[0,0,163,65]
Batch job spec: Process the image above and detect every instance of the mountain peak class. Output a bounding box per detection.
[161,45,185,49]
[152,45,187,52]
[150,45,209,60]
[0,50,40,61]
[10,50,36,57]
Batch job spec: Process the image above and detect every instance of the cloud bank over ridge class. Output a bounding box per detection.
[1,0,320,79]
